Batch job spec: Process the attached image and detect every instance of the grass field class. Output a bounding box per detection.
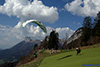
[17,44,100,67]
[38,46,100,67]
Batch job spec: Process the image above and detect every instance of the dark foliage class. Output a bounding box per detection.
[93,12,100,36]
[0,61,18,67]
[66,12,100,48]
[48,30,59,50]
[81,16,93,42]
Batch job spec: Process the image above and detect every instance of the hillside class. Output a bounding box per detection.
[17,43,100,67]
[39,44,100,67]
[16,50,51,67]
[0,37,40,62]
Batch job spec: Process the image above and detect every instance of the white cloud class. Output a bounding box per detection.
[65,0,100,17]
[0,23,74,49]
[58,8,66,12]
[0,0,58,23]
[56,27,74,38]
[0,0,75,49]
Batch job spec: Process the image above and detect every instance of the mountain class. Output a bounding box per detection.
[0,37,40,62]
[67,28,82,45]
[0,48,2,51]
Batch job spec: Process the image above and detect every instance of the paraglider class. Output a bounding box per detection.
[22,19,47,33]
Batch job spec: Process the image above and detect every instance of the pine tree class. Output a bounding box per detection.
[43,36,49,49]
[93,12,100,36]
[48,30,59,49]
[81,16,92,41]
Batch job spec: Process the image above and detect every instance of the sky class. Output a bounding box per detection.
[0,0,100,49]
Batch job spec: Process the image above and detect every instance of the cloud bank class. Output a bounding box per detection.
[0,0,59,49]
[65,0,100,17]
[0,23,74,49]
[0,0,58,23]
[0,0,75,49]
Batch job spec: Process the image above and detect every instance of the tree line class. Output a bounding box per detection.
[40,12,100,49]
[81,12,100,46]
[40,30,59,50]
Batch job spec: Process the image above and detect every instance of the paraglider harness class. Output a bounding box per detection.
[34,51,37,58]
[76,48,81,55]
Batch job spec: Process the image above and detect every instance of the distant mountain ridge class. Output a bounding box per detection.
[67,28,82,44]
[0,37,40,62]
[0,48,2,51]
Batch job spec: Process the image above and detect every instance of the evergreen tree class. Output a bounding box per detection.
[43,36,49,49]
[34,44,38,50]
[48,30,59,49]
[93,12,100,36]
[94,12,100,22]
[81,16,92,41]
[82,16,92,29]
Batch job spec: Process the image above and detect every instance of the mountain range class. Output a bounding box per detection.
[0,37,40,62]
[0,48,2,51]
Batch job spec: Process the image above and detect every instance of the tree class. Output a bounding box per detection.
[33,44,38,50]
[43,36,49,49]
[93,12,100,36]
[48,30,59,49]
[81,16,92,41]
[94,11,100,22]
[39,36,49,49]
[82,16,92,29]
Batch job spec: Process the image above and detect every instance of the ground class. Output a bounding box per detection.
[17,43,100,67]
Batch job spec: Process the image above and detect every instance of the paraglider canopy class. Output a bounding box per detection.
[22,19,47,33]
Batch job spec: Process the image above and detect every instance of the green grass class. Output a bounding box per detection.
[38,47,100,67]
[18,58,42,67]
[17,43,100,67]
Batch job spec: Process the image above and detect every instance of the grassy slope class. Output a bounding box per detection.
[17,50,51,67]
[39,45,100,67]
[17,43,100,67]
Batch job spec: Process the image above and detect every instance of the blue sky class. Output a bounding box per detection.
[0,0,83,30]
[0,0,100,49]
[41,0,83,30]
